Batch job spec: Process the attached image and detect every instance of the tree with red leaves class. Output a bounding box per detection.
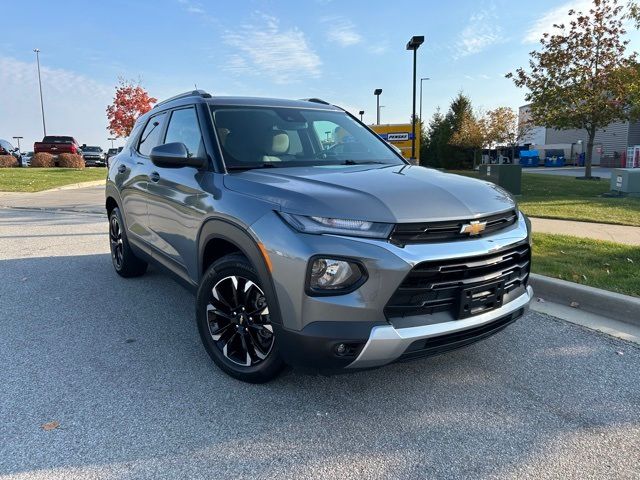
[106,79,157,137]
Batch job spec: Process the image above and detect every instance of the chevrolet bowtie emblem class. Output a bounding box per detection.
[460,220,487,236]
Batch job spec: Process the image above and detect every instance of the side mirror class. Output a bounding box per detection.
[150,142,206,168]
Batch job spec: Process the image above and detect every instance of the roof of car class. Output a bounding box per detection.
[151,90,341,112]
[206,96,342,111]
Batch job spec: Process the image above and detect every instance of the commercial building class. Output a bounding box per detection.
[518,104,640,167]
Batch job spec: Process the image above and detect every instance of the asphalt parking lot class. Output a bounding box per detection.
[1,208,639,479]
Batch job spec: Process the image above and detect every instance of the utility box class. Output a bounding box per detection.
[479,164,522,195]
[610,168,640,196]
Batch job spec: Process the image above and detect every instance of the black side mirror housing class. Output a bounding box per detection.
[150,142,206,168]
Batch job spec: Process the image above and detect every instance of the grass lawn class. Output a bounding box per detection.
[0,168,106,192]
[532,233,640,297]
[449,170,640,226]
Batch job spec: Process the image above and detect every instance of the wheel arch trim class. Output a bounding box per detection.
[197,218,284,326]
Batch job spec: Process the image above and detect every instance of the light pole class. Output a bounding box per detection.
[33,48,46,137]
[406,36,424,162]
[359,110,365,122]
[108,137,117,148]
[419,77,430,124]
[12,136,23,152]
[378,106,386,124]
[374,89,382,125]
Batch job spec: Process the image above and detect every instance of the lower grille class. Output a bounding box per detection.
[396,308,524,362]
[385,243,530,319]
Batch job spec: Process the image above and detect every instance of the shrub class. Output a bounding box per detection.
[57,153,85,169]
[31,153,55,168]
[0,155,18,168]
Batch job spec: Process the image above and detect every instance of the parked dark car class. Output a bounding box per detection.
[34,136,81,156]
[81,146,106,166]
[105,90,533,383]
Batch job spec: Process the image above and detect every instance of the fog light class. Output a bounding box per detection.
[335,343,347,355]
[307,257,366,294]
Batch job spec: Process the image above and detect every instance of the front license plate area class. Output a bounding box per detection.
[458,280,505,319]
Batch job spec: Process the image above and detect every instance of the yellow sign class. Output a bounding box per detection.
[370,123,420,160]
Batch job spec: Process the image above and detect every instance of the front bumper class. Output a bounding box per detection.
[347,285,532,368]
[250,210,533,370]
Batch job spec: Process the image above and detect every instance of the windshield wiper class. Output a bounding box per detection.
[226,163,278,171]
[341,160,386,165]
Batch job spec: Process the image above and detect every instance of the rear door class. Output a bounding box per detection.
[146,105,209,278]
[118,111,167,247]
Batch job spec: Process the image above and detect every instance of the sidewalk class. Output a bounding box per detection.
[530,217,640,246]
[0,184,105,214]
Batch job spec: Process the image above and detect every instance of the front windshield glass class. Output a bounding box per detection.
[84,147,101,152]
[209,106,404,169]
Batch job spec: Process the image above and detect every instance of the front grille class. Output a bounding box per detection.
[384,243,530,319]
[389,210,518,245]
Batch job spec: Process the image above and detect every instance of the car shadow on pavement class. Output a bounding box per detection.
[1,253,639,479]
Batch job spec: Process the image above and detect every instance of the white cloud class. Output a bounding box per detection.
[455,8,504,58]
[223,14,321,84]
[322,17,362,46]
[177,0,205,15]
[0,56,115,150]
[523,0,592,43]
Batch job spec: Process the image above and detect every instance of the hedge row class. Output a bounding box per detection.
[30,153,85,169]
[0,155,18,168]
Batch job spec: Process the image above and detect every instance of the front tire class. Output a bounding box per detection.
[196,254,284,383]
[108,207,148,278]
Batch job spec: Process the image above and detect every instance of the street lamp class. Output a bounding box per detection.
[378,106,386,124]
[406,35,425,162]
[419,77,430,124]
[33,48,46,137]
[12,136,23,152]
[359,110,365,122]
[374,89,382,125]
[108,137,117,148]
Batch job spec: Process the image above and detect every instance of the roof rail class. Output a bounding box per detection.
[299,98,331,105]
[153,89,212,109]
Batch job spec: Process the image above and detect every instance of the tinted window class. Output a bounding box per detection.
[164,107,203,158]
[138,113,167,156]
[43,136,74,143]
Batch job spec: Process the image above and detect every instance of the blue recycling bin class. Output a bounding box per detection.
[519,150,540,167]
[544,149,566,167]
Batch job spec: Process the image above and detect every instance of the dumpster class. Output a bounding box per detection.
[479,164,522,195]
[544,149,565,167]
[519,150,540,167]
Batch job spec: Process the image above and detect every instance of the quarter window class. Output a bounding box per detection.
[138,112,167,156]
[164,107,204,158]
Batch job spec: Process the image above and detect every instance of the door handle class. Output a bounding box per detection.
[117,164,127,174]
[149,171,160,183]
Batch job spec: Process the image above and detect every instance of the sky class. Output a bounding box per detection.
[1,0,638,151]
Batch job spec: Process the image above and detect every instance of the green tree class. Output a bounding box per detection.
[507,0,639,178]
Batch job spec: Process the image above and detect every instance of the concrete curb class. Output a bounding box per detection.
[41,180,106,192]
[529,273,640,327]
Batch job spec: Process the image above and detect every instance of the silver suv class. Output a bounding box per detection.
[106,90,533,383]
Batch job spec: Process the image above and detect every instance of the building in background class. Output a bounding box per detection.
[518,104,546,146]
[518,104,640,167]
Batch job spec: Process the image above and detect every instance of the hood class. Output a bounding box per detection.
[223,164,516,223]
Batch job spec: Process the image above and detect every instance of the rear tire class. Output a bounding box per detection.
[196,253,284,383]
[108,207,148,278]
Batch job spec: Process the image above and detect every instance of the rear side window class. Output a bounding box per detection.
[164,107,204,158]
[138,112,167,156]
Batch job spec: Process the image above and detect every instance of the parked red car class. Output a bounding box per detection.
[33,136,81,156]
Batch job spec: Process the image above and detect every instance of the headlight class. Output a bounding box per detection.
[280,212,393,239]
[306,257,367,295]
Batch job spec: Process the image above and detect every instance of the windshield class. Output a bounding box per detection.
[83,146,102,152]
[209,106,404,170]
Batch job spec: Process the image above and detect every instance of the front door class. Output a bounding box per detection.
[146,106,210,279]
